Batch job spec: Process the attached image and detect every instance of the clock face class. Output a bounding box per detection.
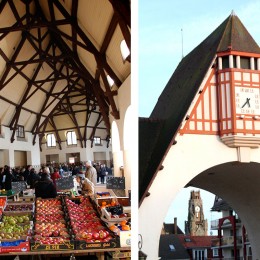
[195,206,200,212]
[235,86,260,115]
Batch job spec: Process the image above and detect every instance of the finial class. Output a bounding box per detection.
[231,10,236,16]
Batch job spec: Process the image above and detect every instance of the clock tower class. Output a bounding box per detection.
[185,190,208,236]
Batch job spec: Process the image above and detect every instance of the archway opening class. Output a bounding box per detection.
[160,161,260,260]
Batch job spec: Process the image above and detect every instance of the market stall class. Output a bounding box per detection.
[0,177,131,260]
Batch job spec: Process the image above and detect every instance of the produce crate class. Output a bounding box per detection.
[75,235,120,250]
[94,187,116,199]
[2,211,33,221]
[119,230,131,247]
[117,197,130,207]
[100,207,130,223]
[0,239,30,253]
[4,201,34,213]
[18,196,35,202]
[22,189,35,197]
[30,238,75,251]
[0,190,14,196]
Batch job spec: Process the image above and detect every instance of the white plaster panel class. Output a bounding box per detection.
[212,122,218,131]
[197,102,202,119]
[236,120,244,129]
[234,71,242,81]
[228,120,232,129]
[243,72,250,81]
[221,73,225,81]
[204,88,210,119]
[205,122,210,131]
[246,120,253,130]
[211,86,218,120]
[210,74,216,83]
[254,121,260,129]
[252,73,259,82]
[225,72,230,81]
[197,121,202,130]
[226,84,231,118]
[190,121,195,130]
[221,84,226,118]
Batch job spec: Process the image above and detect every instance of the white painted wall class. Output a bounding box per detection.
[0,126,41,167]
[138,133,260,260]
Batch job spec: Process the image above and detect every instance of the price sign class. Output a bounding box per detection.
[56,176,74,190]
[106,177,125,190]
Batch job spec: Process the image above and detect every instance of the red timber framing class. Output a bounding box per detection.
[179,53,260,137]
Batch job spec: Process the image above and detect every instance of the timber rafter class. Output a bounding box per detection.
[0,0,130,149]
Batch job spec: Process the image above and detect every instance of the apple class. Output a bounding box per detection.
[92,231,100,240]
[52,230,59,237]
[99,230,108,239]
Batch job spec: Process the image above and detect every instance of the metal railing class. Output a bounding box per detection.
[211,236,242,247]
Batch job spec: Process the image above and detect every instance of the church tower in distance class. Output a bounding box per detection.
[185,190,208,236]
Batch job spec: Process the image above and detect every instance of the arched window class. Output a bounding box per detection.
[120,40,130,61]
[67,131,77,145]
[47,133,56,147]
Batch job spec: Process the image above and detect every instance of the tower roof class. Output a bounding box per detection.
[139,13,260,204]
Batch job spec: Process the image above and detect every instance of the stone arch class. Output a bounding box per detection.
[139,134,260,259]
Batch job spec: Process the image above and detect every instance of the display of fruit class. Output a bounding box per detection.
[35,213,64,222]
[32,198,71,245]
[4,203,34,212]
[65,196,115,243]
[2,214,31,223]
[0,197,7,207]
[96,192,111,198]
[36,207,62,214]
[0,214,32,240]
[36,198,62,208]
[33,236,70,245]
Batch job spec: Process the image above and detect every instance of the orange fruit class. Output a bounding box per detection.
[122,225,130,231]
[120,220,127,226]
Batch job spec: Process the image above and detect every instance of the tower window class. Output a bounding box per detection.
[240,57,250,69]
[222,56,229,69]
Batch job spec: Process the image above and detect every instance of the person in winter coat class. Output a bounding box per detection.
[34,168,57,198]
[85,160,97,186]
[2,165,13,190]
[50,168,61,189]
[22,165,32,182]
[27,168,41,188]
[100,164,108,184]
[75,174,94,196]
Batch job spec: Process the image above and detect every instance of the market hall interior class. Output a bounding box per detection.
[0,0,134,259]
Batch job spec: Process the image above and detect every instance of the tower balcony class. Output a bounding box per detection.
[211,236,243,247]
[211,218,241,230]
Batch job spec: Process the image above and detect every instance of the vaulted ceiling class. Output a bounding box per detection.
[0,0,130,150]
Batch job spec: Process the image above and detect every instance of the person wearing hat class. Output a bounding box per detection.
[75,174,94,196]
[85,160,97,186]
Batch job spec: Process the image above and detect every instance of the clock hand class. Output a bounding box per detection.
[241,98,251,108]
